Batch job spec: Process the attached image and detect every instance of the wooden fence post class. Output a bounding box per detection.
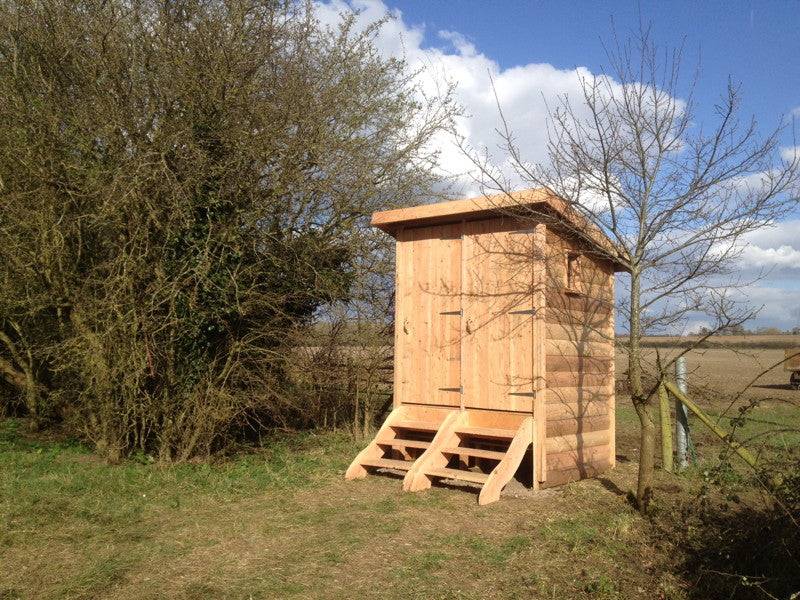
[658,382,673,473]
[664,381,758,469]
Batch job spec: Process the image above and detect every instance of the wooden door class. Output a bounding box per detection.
[461,218,542,412]
[394,223,462,407]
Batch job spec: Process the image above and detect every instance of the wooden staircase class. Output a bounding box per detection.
[344,406,443,479]
[346,406,537,505]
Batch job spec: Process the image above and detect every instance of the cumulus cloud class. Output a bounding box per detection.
[314,0,800,329]
[781,146,799,161]
[738,220,800,269]
[314,0,628,195]
[739,245,800,269]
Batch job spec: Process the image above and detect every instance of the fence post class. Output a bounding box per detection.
[658,382,673,473]
[675,356,690,471]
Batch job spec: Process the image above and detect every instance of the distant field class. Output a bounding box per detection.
[629,334,800,350]
[617,345,799,397]
[614,345,800,462]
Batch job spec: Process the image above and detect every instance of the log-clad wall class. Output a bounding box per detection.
[388,215,618,489]
[543,229,616,487]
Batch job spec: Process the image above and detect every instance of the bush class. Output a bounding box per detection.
[0,0,453,460]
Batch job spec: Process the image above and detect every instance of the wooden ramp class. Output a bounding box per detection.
[346,406,536,505]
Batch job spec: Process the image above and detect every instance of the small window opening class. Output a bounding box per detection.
[566,252,582,293]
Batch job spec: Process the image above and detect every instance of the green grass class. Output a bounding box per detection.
[0,413,755,600]
[0,419,369,599]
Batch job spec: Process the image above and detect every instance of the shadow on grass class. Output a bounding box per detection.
[596,477,626,497]
[669,502,800,600]
[752,383,795,391]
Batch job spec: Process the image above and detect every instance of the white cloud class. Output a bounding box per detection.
[315,1,800,329]
[781,146,799,161]
[739,220,800,270]
[684,320,713,335]
[739,245,800,269]
[733,284,800,329]
[314,0,631,195]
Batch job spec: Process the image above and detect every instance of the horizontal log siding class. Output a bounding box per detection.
[545,235,615,486]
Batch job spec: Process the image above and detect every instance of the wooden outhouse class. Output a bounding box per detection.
[346,189,625,504]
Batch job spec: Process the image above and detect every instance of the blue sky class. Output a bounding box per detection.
[316,1,800,331]
[392,1,800,146]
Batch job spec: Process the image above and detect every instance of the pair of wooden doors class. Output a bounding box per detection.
[394,218,545,413]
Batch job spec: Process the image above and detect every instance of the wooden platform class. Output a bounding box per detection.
[346,405,536,505]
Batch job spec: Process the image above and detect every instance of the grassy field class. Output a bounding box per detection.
[1,342,798,599]
[631,334,800,350]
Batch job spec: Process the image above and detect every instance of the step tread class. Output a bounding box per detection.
[390,419,440,431]
[457,426,517,439]
[426,467,489,484]
[376,438,431,449]
[361,457,414,471]
[441,446,506,460]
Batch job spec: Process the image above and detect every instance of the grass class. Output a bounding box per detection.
[1,344,798,599]
[0,417,684,600]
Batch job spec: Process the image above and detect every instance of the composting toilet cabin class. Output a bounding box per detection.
[345,189,626,504]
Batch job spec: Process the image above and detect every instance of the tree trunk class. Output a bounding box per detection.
[634,399,656,510]
[628,269,655,512]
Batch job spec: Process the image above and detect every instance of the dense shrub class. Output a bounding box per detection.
[0,0,453,460]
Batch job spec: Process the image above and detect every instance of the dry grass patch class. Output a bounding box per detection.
[1,418,685,600]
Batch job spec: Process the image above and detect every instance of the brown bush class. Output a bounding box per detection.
[0,0,454,460]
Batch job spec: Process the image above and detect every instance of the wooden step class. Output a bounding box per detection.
[376,438,430,450]
[390,420,440,431]
[426,467,489,484]
[361,457,414,471]
[441,446,506,460]
[457,426,516,439]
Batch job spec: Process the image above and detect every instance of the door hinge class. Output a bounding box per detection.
[508,309,537,315]
[439,310,462,315]
[439,387,463,393]
[509,391,537,397]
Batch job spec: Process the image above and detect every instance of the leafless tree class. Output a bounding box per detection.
[462,27,799,511]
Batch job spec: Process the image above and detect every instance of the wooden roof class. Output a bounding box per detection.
[371,188,628,272]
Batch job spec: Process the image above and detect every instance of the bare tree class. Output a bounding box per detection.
[462,27,799,511]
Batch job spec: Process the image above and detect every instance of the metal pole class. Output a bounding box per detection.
[675,356,689,470]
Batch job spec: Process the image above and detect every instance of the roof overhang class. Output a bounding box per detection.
[371,188,629,273]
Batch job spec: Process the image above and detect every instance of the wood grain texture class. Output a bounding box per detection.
[546,444,612,470]
[546,384,613,399]
[546,415,610,437]
[376,200,618,494]
[371,190,629,274]
[546,400,610,420]
[395,223,462,408]
[545,289,613,316]
[546,430,610,454]
[479,417,535,504]
[547,371,610,388]
[546,338,614,358]
[542,456,614,487]
[545,307,613,329]
[546,354,613,373]
[545,386,613,405]
[532,223,547,481]
[461,218,536,412]
[546,322,614,344]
